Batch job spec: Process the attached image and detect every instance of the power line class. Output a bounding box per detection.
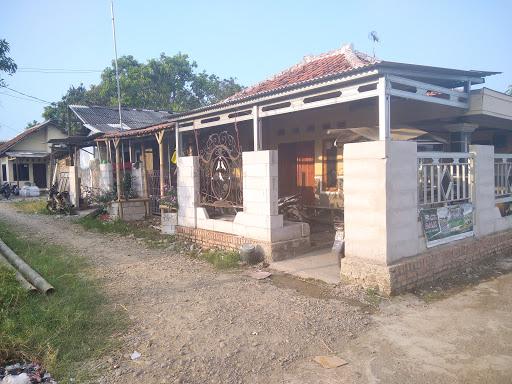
[0,86,52,104]
[0,91,50,104]
[18,67,103,72]
[17,67,103,74]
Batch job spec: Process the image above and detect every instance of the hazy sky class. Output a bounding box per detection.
[1,0,511,140]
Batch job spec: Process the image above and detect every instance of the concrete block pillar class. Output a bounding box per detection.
[234,150,283,241]
[68,165,80,207]
[470,145,497,236]
[342,140,419,267]
[177,156,199,228]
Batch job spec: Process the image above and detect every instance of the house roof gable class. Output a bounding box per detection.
[0,120,56,156]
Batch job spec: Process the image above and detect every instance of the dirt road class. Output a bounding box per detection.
[1,203,511,383]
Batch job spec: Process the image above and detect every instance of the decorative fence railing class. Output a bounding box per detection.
[199,131,243,209]
[417,152,472,207]
[494,154,512,203]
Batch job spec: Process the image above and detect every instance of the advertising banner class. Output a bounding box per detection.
[420,203,474,247]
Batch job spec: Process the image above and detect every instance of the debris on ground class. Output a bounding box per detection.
[313,355,348,369]
[0,362,56,383]
[130,351,141,360]
[246,270,272,280]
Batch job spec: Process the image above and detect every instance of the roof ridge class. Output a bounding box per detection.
[224,43,379,102]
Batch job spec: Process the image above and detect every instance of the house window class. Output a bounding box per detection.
[13,163,29,181]
[322,140,338,191]
[1,164,6,181]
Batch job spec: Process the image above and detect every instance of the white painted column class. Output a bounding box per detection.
[177,156,199,228]
[175,122,180,160]
[252,105,261,151]
[378,76,390,141]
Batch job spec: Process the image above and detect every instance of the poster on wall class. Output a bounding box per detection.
[420,203,474,248]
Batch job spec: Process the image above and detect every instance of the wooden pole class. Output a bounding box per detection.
[140,141,148,198]
[114,138,122,200]
[155,130,166,198]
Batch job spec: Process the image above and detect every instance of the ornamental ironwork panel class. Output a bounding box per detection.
[199,131,243,208]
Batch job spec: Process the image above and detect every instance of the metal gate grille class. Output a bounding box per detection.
[148,170,170,215]
[199,131,243,209]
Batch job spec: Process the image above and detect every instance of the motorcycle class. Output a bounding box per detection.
[46,183,74,215]
[0,182,11,199]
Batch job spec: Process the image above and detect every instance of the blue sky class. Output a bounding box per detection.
[1,0,510,140]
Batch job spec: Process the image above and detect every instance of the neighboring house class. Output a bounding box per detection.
[0,121,67,189]
[51,105,174,208]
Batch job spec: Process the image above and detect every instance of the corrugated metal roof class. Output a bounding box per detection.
[100,122,175,139]
[69,105,173,134]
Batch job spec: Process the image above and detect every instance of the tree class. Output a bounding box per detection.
[42,52,243,128]
[25,120,38,129]
[0,39,17,87]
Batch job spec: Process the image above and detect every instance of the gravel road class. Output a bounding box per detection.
[0,204,371,383]
[2,202,511,384]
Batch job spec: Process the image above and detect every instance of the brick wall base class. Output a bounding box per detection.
[176,226,310,262]
[341,229,512,295]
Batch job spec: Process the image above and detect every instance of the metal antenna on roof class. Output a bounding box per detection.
[368,31,380,58]
[110,0,123,131]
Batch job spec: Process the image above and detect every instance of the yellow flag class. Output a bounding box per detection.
[171,150,177,164]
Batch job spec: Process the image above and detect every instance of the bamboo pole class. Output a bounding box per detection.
[0,253,37,292]
[0,238,54,294]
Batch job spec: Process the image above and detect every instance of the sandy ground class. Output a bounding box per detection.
[1,202,511,383]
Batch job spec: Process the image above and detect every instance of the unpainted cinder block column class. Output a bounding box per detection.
[234,150,283,242]
[177,156,199,228]
[470,145,497,237]
[341,140,419,287]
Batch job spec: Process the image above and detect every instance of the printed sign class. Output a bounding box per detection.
[420,203,474,247]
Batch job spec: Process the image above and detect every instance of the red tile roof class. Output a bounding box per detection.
[225,44,379,102]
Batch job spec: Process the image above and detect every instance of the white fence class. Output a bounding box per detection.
[417,152,472,207]
[495,154,512,203]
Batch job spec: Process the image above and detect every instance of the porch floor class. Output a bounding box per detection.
[269,248,340,285]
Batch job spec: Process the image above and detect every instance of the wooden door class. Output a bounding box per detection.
[278,141,315,204]
[33,163,47,188]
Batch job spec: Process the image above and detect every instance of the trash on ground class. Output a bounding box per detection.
[0,362,56,383]
[130,351,141,360]
[246,270,272,280]
[313,355,348,369]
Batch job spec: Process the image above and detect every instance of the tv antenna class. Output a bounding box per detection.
[110,0,123,131]
[368,31,380,58]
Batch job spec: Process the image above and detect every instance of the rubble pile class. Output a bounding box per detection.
[0,362,56,384]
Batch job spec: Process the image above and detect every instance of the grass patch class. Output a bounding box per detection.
[199,249,240,269]
[365,287,383,306]
[77,215,175,249]
[0,220,126,381]
[11,199,49,215]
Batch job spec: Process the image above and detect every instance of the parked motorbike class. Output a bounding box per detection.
[10,184,19,196]
[46,183,74,215]
[0,182,11,199]
[278,194,307,222]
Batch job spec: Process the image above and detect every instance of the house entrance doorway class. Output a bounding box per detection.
[33,163,47,188]
[278,141,315,204]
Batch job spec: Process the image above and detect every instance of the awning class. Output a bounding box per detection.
[6,151,49,159]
